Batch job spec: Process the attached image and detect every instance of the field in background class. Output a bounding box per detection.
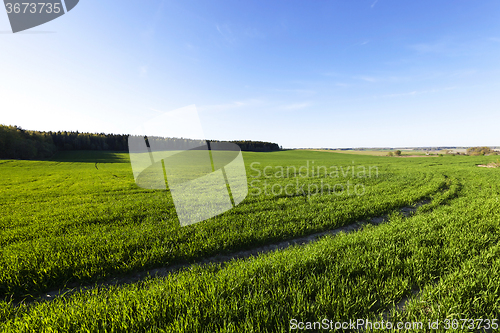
[310,149,429,156]
[1,150,499,332]
[314,149,475,156]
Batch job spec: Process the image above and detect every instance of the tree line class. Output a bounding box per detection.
[230,140,281,152]
[0,125,281,160]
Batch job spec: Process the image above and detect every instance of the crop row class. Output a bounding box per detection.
[0,152,447,299]
[2,171,499,332]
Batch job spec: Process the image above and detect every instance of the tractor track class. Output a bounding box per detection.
[12,199,431,308]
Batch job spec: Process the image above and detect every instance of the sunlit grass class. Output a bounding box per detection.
[1,150,499,331]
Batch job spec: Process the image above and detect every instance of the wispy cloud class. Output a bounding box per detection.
[200,99,311,113]
[371,0,378,8]
[141,0,167,41]
[378,87,456,98]
[322,72,339,77]
[272,89,317,96]
[381,90,426,98]
[407,37,475,56]
[198,99,263,112]
[341,40,370,51]
[279,102,311,110]
[354,75,416,83]
[139,65,148,77]
[408,38,487,58]
[358,76,378,83]
[216,24,236,43]
[451,69,477,77]
[244,27,265,39]
[409,41,449,54]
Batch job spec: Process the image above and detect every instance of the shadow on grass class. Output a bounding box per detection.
[50,150,130,163]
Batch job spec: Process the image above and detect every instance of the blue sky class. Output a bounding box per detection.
[1,0,499,148]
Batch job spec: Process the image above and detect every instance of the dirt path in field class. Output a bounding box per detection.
[18,200,430,307]
[395,155,434,158]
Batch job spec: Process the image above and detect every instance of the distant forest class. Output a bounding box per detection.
[0,125,281,160]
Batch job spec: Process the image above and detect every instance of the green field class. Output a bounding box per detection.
[310,149,425,156]
[312,149,433,157]
[1,150,499,332]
